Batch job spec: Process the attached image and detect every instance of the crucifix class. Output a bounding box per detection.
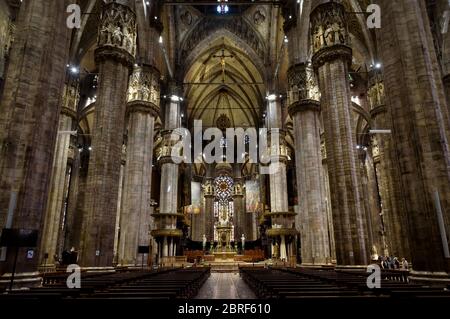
[213,47,234,83]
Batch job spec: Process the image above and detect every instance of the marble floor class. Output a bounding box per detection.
[195,272,257,299]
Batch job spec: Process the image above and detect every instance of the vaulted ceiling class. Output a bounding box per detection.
[184,36,265,129]
[71,0,377,149]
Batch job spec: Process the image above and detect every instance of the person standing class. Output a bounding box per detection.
[401,258,409,270]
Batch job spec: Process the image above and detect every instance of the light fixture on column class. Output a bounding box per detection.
[369,62,382,70]
[170,95,183,102]
[267,94,277,101]
[217,0,229,14]
[67,65,79,75]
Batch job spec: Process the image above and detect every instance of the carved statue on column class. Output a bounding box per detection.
[367,72,386,109]
[371,136,380,159]
[127,66,160,105]
[97,2,136,57]
[310,2,349,54]
[287,63,320,105]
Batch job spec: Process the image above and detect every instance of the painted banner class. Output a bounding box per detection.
[245,180,261,213]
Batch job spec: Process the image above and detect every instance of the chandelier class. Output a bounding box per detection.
[217,0,229,14]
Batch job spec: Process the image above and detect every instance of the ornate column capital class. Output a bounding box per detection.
[261,129,290,163]
[157,129,184,165]
[126,64,161,117]
[310,1,352,69]
[95,1,137,68]
[287,63,321,106]
[60,78,79,119]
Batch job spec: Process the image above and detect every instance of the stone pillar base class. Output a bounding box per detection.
[0,272,42,290]
[80,267,115,273]
[408,270,450,287]
[335,265,369,271]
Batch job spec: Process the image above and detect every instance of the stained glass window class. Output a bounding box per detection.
[214,175,233,202]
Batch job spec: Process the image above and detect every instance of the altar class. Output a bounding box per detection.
[213,251,237,260]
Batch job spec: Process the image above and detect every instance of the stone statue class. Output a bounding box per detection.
[112,25,123,46]
[378,82,385,105]
[313,26,323,52]
[202,234,207,250]
[324,23,334,46]
[123,26,132,51]
[273,242,279,259]
[241,234,245,252]
[337,22,346,44]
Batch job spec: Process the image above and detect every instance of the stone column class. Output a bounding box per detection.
[357,146,383,261]
[377,0,450,280]
[265,95,296,262]
[39,80,78,269]
[233,178,245,243]
[287,63,330,265]
[203,178,215,242]
[64,148,89,253]
[191,173,204,242]
[114,159,125,265]
[321,138,336,261]
[118,65,160,266]
[368,72,410,259]
[152,93,183,261]
[80,1,136,268]
[0,0,71,277]
[310,2,367,266]
[191,189,204,242]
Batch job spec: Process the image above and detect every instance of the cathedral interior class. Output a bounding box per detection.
[1,0,450,304]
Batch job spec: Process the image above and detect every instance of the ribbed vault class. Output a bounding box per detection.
[184,36,265,129]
